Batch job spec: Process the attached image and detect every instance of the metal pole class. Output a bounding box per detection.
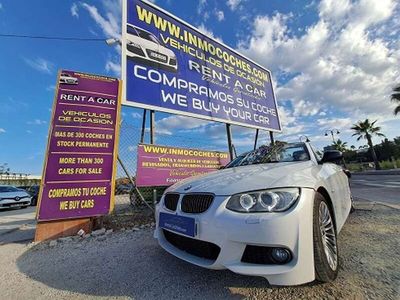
[150,110,155,144]
[117,156,154,212]
[254,129,259,150]
[140,109,147,143]
[226,124,233,161]
[269,131,275,145]
[331,131,336,143]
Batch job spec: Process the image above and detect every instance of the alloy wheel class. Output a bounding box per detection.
[319,202,338,271]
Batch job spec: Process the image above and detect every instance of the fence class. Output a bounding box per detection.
[114,120,229,215]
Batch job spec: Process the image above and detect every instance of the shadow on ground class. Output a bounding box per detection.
[16,229,267,299]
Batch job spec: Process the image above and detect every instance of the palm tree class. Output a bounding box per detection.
[332,139,348,152]
[391,84,400,115]
[351,119,385,170]
[350,145,356,150]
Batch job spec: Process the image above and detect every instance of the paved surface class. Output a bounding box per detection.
[350,174,400,207]
[0,206,36,245]
[0,204,398,299]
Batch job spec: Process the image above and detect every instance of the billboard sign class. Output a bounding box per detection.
[136,144,230,187]
[122,0,281,132]
[37,70,122,221]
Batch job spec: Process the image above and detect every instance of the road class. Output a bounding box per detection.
[350,174,400,208]
[0,206,36,245]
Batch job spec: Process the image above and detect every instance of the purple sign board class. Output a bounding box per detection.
[37,70,121,221]
[136,144,230,187]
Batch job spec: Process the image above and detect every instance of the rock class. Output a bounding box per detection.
[132,227,140,231]
[105,229,113,235]
[91,228,106,236]
[83,234,91,239]
[49,240,57,247]
[97,235,107,241]
[59,237,73,243]
[120,228,126,231]
[150,222,155,227]
[26,242,37,249]
[140,225,145,229]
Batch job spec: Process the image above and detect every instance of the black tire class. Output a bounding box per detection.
[313,192,339,283]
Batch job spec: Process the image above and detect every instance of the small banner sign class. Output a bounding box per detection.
[136,144,230,187]
[37,70,122,221]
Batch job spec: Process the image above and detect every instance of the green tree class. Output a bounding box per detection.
[331,139,348,152]
[391,84,400,115]
[351,119,385,170]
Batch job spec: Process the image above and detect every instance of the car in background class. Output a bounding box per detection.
[155,142,352,286]
[115,183,134,195]
[0,185,31,210]
[126,24,178,72]
[18,185,40,206]
[59,73,79,85]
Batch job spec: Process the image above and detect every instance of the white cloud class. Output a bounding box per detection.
[197,0,209,21]
[27,119,47,125]
[197,24,223,43]
[131,112,142,119]
[215,10,225,22]
[46,85,55,91]
[81,2,120,39]
[23,57,53,74]
[227,0,242,11]
[317,117,353,130]
[105,60,121,76]
[0,128,5,133]
[71,3,79,18]
[156,115,211,135]
[239,0,399,138]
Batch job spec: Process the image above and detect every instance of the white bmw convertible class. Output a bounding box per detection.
[154,142,352,286]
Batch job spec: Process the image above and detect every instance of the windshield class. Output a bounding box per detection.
[127,25,160,44]
[225,143,310,168]
[0,186,20,192]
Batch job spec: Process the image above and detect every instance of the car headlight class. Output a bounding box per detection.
[127,41,141,49]
[226,188,300,213]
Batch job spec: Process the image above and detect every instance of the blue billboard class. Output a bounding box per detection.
[122,0,281,132]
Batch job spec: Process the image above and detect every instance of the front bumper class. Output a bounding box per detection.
[0,198,31,209]
[154,188,316,286]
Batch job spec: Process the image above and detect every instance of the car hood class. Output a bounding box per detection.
[0,191,30,199]
[128,34,175,57]
[166,161,319,196]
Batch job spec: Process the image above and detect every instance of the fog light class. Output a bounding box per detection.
[271,248,291,264]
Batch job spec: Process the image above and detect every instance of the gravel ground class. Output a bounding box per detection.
[0,203,399,300]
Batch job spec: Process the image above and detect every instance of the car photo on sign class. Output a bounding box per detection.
[126,23,178,72]
[59,73,79,85]
[155,142,353,286]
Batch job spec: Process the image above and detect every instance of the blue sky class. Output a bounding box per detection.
[0,0,399,175]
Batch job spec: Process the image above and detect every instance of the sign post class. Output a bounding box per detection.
[35,70,121,241]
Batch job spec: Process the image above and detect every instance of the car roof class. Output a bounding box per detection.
[127,23,153,35]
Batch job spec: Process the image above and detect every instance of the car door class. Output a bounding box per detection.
[320,162,351,231]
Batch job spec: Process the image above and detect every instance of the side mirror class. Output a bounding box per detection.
[343,169,351,178]
[320,150,343,164]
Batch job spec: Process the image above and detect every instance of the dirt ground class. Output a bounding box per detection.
[0,202,399,300]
